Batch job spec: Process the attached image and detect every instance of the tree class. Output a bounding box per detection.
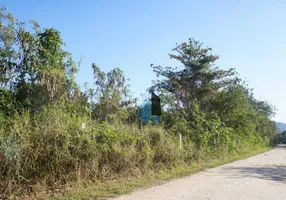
[0,6,24,90]
[151,38,276,151]
[89,64,136,122]
[0,6,79,114]
[151,38,237,113]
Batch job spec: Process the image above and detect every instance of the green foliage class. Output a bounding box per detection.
[0,7,78,115]
[0,88,16,115]
[0,107,185,197]
[151,38,238,111]
[0,8,277,199]
[151,38,276,162]
[88,64,136,123]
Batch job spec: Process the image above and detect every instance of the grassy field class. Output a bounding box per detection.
[40,147,271,200]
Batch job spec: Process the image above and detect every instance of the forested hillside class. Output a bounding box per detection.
[0,7,277,199]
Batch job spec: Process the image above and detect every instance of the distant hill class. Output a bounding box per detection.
[276,122,286,133]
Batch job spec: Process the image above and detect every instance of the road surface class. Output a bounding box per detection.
[113,146,286,200]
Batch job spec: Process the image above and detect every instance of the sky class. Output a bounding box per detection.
[2,0,286,122]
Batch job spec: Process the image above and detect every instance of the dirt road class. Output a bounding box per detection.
[113,146,286,200]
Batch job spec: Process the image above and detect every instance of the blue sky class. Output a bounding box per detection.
[2,0,286,122]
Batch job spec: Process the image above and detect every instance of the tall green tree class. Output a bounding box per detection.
[151,38,238,112]
[0,6,79,114]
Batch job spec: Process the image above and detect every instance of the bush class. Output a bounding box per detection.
[0,106,187,197]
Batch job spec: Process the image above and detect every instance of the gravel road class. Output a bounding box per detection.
[113,146,286,200]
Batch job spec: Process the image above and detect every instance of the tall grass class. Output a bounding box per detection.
[0,106,271,199]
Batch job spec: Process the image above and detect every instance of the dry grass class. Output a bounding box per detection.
[45,147,271,200]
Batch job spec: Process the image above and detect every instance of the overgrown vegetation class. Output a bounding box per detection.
[0,7,277,199]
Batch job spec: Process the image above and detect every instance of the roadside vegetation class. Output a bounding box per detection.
[0,7,277,199]
[274,131,286,144]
